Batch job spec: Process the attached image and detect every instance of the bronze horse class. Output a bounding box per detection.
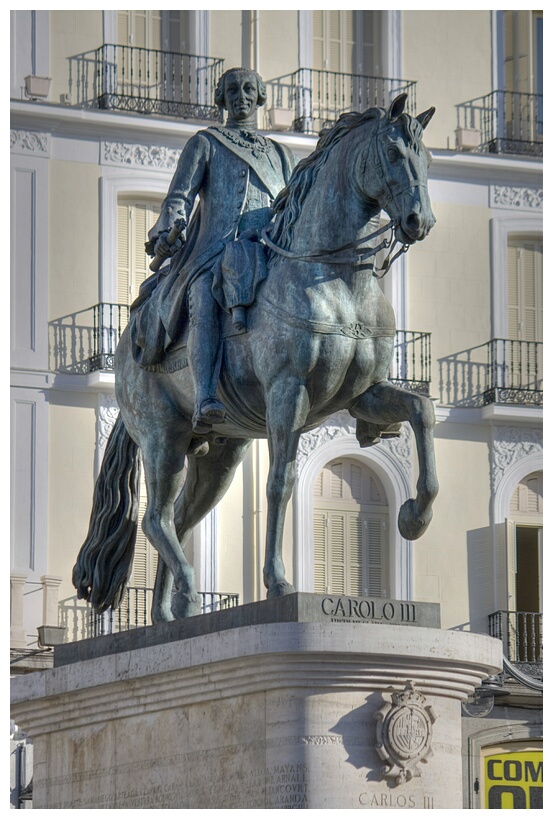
[73,94,438,622]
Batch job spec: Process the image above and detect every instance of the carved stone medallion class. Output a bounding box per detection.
[375,680,436,785]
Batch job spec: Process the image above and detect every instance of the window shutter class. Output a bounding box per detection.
[504,11,532,94]
[507,239,543,342]
[366,515,383,596]
[312,11,324,71]
[328,513,346,591]
[328,12,341,73]
[507,244,520,339]
[313,511,328,593]
[348,513,363,595]
[117,11,131,46]
[117,200,160,305]
[117,203,131,304]
[330,462,343,499]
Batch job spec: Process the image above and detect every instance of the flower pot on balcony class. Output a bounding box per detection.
[24,75,52,99]
[37,625,66,648]
[267,107,295,131]
[455,126,480,151]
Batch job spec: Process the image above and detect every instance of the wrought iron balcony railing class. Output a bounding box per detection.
[265,68,417,134]
[388,330,431,395]
[439,338,543,407]
[49,303,130,374]
[51,305,431,394]
[68,44,224,121]
[59,588,240,642]
[456,90,543,157]
[489,610,543,681]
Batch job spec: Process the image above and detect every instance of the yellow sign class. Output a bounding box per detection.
[484,750,542,809]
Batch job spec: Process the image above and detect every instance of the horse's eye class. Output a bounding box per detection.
[387,146,401,161]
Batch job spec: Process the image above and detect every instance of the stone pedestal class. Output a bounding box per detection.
[10,594,502,809]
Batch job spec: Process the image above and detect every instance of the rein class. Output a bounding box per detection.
[261,218,410,278]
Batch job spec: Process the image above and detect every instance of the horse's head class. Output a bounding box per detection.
[358,94,436,246]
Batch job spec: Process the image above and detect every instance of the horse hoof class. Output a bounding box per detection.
[398,499,433,541]
[171,592,202,619]
[266,580,296,599]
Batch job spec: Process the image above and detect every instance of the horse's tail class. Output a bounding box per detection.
[72,415,141,613]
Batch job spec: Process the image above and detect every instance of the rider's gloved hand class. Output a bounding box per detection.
[153,231,183,259]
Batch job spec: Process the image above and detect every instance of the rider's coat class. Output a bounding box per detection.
[131,128,297,366]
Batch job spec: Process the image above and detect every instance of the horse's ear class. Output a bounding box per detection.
[387,93,408,122]
[417,106,436,130]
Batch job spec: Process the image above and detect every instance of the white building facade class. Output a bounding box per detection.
[11,10,542,809]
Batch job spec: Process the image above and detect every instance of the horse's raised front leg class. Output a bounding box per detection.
[264,379,310,597]
[141,433,201,619]
[350,380,439,540]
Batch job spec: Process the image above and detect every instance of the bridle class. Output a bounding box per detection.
[261,219,410,278]
[261,123,418,277]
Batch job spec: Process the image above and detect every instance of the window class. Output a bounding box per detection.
[503,10,543,143]
[118,11,162,49]
[312,11,380,75]
[310,11,382,131]
[507,238,543,343]
[117,198,160,305]
[505,472,542,663]
[313,458,388,597]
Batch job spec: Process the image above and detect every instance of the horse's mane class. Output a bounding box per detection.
[270,106,425,250]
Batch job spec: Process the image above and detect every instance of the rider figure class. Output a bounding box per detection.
[145,67,296,433]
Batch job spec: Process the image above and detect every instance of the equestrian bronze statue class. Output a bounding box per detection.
[74,85,438,623]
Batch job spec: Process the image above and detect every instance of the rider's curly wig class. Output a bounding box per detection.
[214,67,267,109]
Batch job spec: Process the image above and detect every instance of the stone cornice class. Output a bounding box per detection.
[12,101,543,174]
[10,100,316,157]
[11,622,502,737]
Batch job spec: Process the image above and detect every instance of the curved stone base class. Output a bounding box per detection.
[11,621,502,809]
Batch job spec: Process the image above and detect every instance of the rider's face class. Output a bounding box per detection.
[224,73,258,121]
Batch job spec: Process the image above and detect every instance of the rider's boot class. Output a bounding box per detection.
[189,322,227,433]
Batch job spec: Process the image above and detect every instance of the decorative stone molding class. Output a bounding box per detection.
[375,680,436,785]
[492,185,543,211]
[296,410,412,477]
[10,129,50,156]
[492,426,542,492]
[102,141,181,171]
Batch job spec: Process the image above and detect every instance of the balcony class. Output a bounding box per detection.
[489,610,542,682]
[50,303,129,374]
[52,305,432,396]
[68,44,224,121]
[439,339,543,407]
[388,330,431,396]
[265,68,417,134]
[60,587,239,642]
[455,90,542,157]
